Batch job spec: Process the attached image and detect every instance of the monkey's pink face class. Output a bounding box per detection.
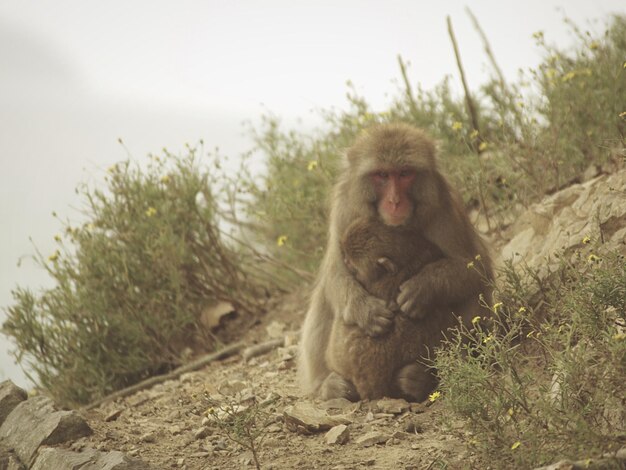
[371,168,416,226]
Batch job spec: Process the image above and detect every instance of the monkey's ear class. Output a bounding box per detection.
[377,257,397,274]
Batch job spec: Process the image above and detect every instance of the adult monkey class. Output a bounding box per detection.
[299,122,493,400]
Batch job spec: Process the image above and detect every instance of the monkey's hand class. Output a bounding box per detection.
[345,295,395,337]
[397,274,431,320]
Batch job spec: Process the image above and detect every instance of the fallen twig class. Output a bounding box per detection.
[242,338,285,362]
[83,342,245,411]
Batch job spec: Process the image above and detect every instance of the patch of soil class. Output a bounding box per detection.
[77,291,478,469]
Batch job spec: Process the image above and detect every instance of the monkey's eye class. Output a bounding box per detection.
[399,169,415,178]
[373,171,389,180]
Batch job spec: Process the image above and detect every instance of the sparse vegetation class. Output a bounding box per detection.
[2,14,625,467]
[435,244,626,467]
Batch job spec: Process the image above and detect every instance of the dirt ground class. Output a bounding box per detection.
[78,293,480,470]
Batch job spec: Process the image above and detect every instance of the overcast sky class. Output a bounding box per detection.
[1,0,624,388]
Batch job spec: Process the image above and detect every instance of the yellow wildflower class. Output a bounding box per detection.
[160,175,170,184]
[428,391,441,402]
[623,61,626,69]
[589,41,600,50]
[452,121,463,131]
[471,316,481,326]
[145,207,157,217]
[532,31,544,40]
[48,250,60,262]
[474,254,481,261]
[307,161,319,171]
[582,235,591,244]
[277,235,288,247]
[613,333,626,341]
[466,261,475,269]
[562,71,577,82]
[469,129,479,139]
[511,441,521,450]
[619,112,626,119]
[527,330,535,338]
[546,68,557,79]
[478,142,488,152]
[483,334,494,344]
[507,408,514,417]
[588,254,600,263]
[54,234,62,242]
[518,306,527,314]
[492,302,503,312]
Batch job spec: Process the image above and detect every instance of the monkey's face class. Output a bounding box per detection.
[370,168,417,226]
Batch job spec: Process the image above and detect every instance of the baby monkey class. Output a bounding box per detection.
[325,216,457,401]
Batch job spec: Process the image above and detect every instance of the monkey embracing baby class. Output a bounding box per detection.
[299,123,493,402]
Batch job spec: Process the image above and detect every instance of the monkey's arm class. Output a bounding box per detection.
[398,198,492,318]
[324,237,395,336]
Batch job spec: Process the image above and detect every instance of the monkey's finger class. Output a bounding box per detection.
[397,285,413,307]
[367,317,393,337]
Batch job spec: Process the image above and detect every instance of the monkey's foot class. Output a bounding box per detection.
[319,372,359,402]
[395,363,437,402]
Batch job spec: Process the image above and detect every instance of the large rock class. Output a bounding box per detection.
[31,448,150,470]
[0,381,27,426]
[283,403,351,434]
[501,170,626,271]
[0,396,92,466]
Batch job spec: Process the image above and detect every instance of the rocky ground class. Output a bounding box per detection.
[78,301,477,470]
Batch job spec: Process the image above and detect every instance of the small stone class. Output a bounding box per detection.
[266,423,282,433]
[356,431,389,447]
[218,380,246,396]
[105,409,123,422]
[277,346,297,361]
[277,359,295,370]
[319,398,355,411]
[376,398,410,414]
[325,424,350,445]
[128,448,140,456]
[391,431,414,440]
[190,451,211,458]
[194,427,210,440]
[140,431,156,443]
[266,321,286,339]
[177,457,186,467]
[404,419,425,434]
[284,332,299,347]
[201,417,210,427]
[169,425,182,436]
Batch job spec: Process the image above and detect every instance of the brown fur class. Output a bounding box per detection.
[299,123,493,400]
[327,217,446,400]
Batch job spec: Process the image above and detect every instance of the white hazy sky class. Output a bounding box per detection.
[1,0,624,388]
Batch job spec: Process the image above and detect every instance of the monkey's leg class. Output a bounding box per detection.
[395,363,437,402]
[319,372,359,402]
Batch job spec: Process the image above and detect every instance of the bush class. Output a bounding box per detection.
[434,246,626,467]
[2,147,276,405]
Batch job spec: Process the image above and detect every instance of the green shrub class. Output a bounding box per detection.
[2,147,275,405]
[435,246,626,467]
